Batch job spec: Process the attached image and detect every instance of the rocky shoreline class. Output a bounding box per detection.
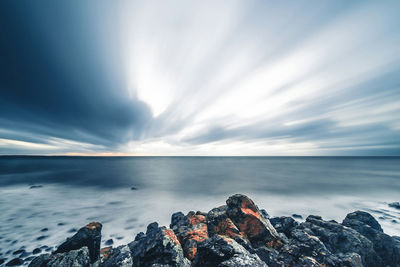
[5,194,400,266]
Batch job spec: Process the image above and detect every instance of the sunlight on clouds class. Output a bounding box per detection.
[0,138,57,150]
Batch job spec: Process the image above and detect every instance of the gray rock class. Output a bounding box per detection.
[102,245,132,267]
[29,247,90,267]
[128,223,190,267]
[194,235,266,267]
[54,222,102,263]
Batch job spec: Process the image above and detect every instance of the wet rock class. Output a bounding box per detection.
[24,256,36,262]
[53,221,102,263]
[41,228,49,232]
[343,210,400,266]
[343,211,383,232]
[29,185,43,189]
[104,239,113,246]
[207,205,243,240]
[130,186,137,190]
[302,215,381,266]
[100,247,113,263]
[292,214,303,219]
[128,222,190,267]
[226,194,280,246]
[36,235,48,241]
[12,249,25,255]
[270,216,298,237]
[0,258,5,265]
[29,246,91,267]
[194,235,266,267]
[260,209,269,219]
[57,222,66,226]
[171,211,209,260]
[32,248,41,254]
[28,254,51,267]
[5,257,24,266]
[389,202,400,209]
[102,245,132,267]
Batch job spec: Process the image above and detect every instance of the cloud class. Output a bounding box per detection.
[0,0,399,155]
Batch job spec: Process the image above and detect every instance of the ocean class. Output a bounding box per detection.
[1,156,399,264]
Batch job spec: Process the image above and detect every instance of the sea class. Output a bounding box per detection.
[0,156,399,265]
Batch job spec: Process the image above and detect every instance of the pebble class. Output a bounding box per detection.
[292,214,303,219]
[40,228,49,232]
[29,185,43,189]
[5,258,24,266]
[105,239,114,246]
[32,248,41,254]
[12,249,25,255]
[36,235,48,241]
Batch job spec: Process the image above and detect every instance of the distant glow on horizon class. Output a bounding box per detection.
[0,0,400,155]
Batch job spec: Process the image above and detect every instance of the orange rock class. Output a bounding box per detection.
[163,229,181,245]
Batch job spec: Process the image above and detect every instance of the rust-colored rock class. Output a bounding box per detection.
[170,211,209,260]
[226,194,280,245]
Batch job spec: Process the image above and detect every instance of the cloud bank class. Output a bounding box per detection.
[1,0,399,155]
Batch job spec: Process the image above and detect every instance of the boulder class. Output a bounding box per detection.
[193,235,266,267]
[343,211,400,266]
[388,202,400,209]
[207,205,243,240]
[29,247,91,267]
[170,211,209,260]
[302,215,381,267]
[226,194,280,246]
[128,222,190,266]
[53,222,102,263]
[102,245,133,267]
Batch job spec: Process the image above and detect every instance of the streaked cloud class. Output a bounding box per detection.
[0,0,399,155]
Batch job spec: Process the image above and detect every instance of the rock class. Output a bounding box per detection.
[270,216,298,237]
[193,235,266,267]
[260,209,269,219]
[130,186,138,190]
[292,214,303,219]
[128,222,190,267]
[389,202,400,209]
[12,249,25,255]
[343,211,400,266]
[41,228,49,232]
[32,248,41,254]
[207,205,243,240]
[302,215,381,266]
[0,258,5,265]
[102,245,132,267]
[36,235,48,241]
[170,211,209,260]
[343,211,383,232]
[29,246,91,267]
[104,239,113,246]
[25,256,36,262]
[29,185,43,189]
[53,222,102,263]
[100,247,113,263]
[5,258,24,266]
[28,254,51,267]
[226,194,280,246]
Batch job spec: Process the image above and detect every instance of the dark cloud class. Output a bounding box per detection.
[0,1,152,150]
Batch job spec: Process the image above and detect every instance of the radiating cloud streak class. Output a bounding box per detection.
[0,0,399,155]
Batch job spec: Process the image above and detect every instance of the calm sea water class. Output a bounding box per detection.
[1,156,399,264]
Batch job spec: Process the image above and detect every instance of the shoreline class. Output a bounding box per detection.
[6,194,398,266]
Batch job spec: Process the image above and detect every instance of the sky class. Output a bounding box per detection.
[0,0,400,156]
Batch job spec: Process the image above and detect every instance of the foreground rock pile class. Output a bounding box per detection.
[27,194,400,267]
